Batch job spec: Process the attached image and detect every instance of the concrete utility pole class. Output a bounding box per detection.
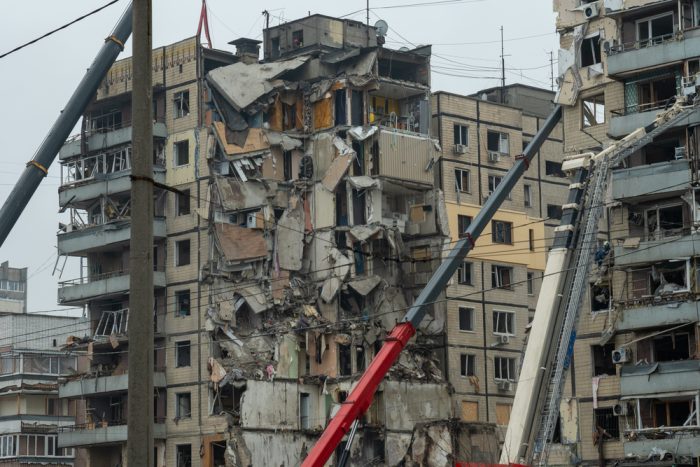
[127,0,154,465]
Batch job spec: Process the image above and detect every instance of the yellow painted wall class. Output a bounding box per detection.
[445,202,546,271]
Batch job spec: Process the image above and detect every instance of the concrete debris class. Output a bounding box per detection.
[320,277,341,303]
[347,274,382,296]
[266,131,303,150]
[214,223,268,263]
[348,125,378,141]
[321,139,354,191]
[276,205,305,271]
[225,428,253,467]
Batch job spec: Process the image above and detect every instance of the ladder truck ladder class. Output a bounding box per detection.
[534,98,700,466]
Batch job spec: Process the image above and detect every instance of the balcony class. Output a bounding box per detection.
[57,217,166,255]
[613,233,700,267]
[607,27,700,78]
[625,436,700,459]
[609,104,700,138]
[621,360,700,397]
[615,299,700,331]
[373,127,439,185]
[59,122,167,160]
[57,420,166,448]
[57,270,166,306]
[59,149,165,206]
[611,159,690,202]
[60,371,166,398]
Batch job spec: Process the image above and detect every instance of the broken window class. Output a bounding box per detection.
[460,353,475,376]
[581,34,601,67]
[175,239,190,266]
[292,30,304,48]
[94,309,129,338]
[494,356,516,381]
[592,344,616,376]
[654,400,693,428]
[488,175,503,195]
[334,89,347,125]
[590,284,610,312]
[459,306,474,331]
[455,168,470,193]
[582,94,605,127]
[300,392,310,429]
[176,393,191,419]
[545,161,565,177]
[594,408,619,440]
[283,150,293,181]
[524,184,532,207]
[338,344,352,376]
[646,204,684,240]
[626,72,679,114]
[493,310,515,335]
[175,290,190,317]
[492,220,512,244]
[653,332,690,361]
[487,130,509,155]
[351,90,363,126]
[174,91,190,119]
[454,124,468,146]
[176,190,190,216]
[527,272,534,295]
[174,140,189,166]
[457,262,473,285]
[547,204,563,220]
[356,346,365,372]
[176,444,192,467]
[175,341,190,367]
[492,265,513,289]
[637,12,674,47]
[458,214,472,237]
[89,109,122,132]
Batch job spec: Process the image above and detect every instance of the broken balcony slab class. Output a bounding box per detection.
[347,274,382,296]
[213,123,270,155]
[213,176,274,213]
[615,300,700,331]
[613,234,700,267]
[233,284,271,314]
[59,371,166,398]
[620,360,700,397]
[57,217,166,256]
[206,56,310,111]
[624,436,700,460]
[320,137,355,191]
[214,223,268,264]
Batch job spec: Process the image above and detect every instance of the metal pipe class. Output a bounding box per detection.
[0,3,133,247]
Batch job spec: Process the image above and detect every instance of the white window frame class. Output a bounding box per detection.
[174,90,190,118]
[524,184,532,208]
[487,130,510,155]
[460,353,476,377]
[493,310,515,336]
[635,11,674,45]
[581,32,602,67]
[455,168,471,193]
[454,123,469,146]
[494,356,517,382]
[492,264,514,289]
[457,262,472,285]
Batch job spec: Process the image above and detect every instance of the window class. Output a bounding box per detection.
[299,393,310,429]
[455,168,470,193]
[527,272,534,295]
[529,229,535,251]
[174,140,190,166]
[458,215,472,237]
[524,184,532,208]
[175,393,191,419]
[488,175,508,198]
[487,130,509,154]
[494,356,516,381]
[493,310,515,335]
[292,30,304,48]
[356,346,365,372]
[176,341,191,367]
[174,91,190,118]
[175,239,190,266]
[460,354,475,377]
[461,401,478,422]
[283,150,293,181]
[492,220,513,244]
[458,306,474,331]
[637,12,674,47]
[582,95,605,127]
[175,290,190,317]
[176,190,190,216]
[492,265,513,289]
[547,204,563,220]
[454,124,468,146]
[592,344,615,376]
[545,161,565,177]
[338,344,352,376]
[591,284,610,312]
[176,444,192,467]
[594,408,619,440]
[581,34,601,67]
[457,262,473,285]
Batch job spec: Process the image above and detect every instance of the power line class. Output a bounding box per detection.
[0,0,123,61]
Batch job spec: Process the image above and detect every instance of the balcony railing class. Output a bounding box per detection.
[607,33,677,56]
[60,146,165,187]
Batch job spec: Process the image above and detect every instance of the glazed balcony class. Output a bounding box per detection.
[57,269,165,306]
[59,121,167,160]
[57,217,166,255]
[613,232,700,267]
[57,419,166,448]
[60,371,166,398]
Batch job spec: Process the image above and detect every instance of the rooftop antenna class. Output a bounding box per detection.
[366,0,370,26]
[549,50,555,91]
[197,0,213,48]
[500,26,507,103]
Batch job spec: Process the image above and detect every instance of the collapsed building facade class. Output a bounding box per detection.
[549,0,700,465]
[0,262,27,315]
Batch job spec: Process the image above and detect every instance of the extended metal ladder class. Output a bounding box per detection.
[534,100,700,465]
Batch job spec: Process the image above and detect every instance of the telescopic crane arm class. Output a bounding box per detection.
[0,4,133,247]
[301,105,563,467]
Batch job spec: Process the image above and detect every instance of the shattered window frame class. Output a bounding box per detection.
[175,340,191,367]
[458,306,474,331]
[494,356,517,382]
[487,130,509,155]
[174,140,190,167]
[176,189,190,216]
[457,262,473,285]
[580,34,602,68]
[491,264,514,290]
[175,392,192,419]
[460,353,476,377]
[594,407,620,440]
[455,168,470,193]
[457,214,473,237]
[453,123,468,146]
[491,220,513,244]
[174,90,190,119]
[488,175,510,198]
[547,204,563,220]
[493,310,515,336]
[545,160,565,177]
[176,444,192,467]
[582,94,605,128]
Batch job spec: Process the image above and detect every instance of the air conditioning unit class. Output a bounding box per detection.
[496,380,512,391]
[612,347,631,364]
[582,2,599,19]
[487,151,500,162]
[454,144,467,155]
[613,403,629,416]
[496,334,510,345]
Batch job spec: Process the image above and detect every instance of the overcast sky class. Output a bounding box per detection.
[0,0,557,314]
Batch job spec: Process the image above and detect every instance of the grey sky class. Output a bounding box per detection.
[0,0,557,314]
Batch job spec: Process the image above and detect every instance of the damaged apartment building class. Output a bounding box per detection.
[547,0,700,465]
[52,15,505,467]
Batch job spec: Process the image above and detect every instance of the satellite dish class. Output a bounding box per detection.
[398,47,410,52]
[374,19,388,37]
